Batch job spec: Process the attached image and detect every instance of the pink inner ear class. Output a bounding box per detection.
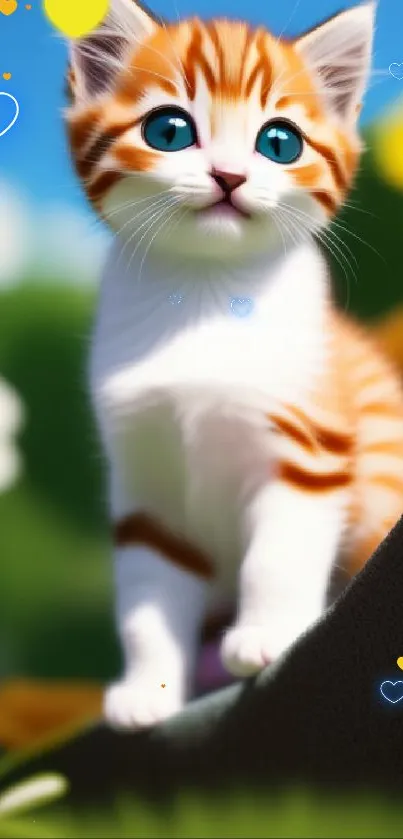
[316,44,368,116]
[71,31,127,98]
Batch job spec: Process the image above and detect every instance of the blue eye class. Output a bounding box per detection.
[142,107,197,152]
[256,120,303,164]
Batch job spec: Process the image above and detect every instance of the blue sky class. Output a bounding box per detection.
[1,0,403,218]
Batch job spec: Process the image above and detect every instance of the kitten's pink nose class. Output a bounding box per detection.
[211,168,247,193]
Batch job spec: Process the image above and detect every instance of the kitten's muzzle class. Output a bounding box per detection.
[210,169,247,193]
[199,168,251,219]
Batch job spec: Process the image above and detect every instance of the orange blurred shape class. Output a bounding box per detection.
[0,679,103,750]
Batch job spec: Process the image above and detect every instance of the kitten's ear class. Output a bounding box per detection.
[294,2,375,121]
[68,0,161,101]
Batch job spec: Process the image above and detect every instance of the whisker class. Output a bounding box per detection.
[116,193,176,243]
[125,197,182,280]
[276,201,358,286]
[268,48,386,104]
[137,202,186,286]
[89,188,173,232]
[125,28,184,82]
[328,218,387,265]
[276,196,360,268]
[286,201,359,276]
[158,13,188,83]
[128,63,181,94]
[269,208,288,260]
[275,0,303,46]
[116,196,178,272]
[276,206,303,250]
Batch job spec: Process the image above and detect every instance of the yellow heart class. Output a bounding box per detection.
[43,0,109,38]
[2,73,11,81]
[397,657,403,671]
[0,0,18,16]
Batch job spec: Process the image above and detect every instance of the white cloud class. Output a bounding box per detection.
[0,180,112,286]
[33,205,111,283]
[0,181,31,287]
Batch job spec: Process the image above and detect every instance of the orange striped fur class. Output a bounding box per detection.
[108,302,403,581]
[267,309,403,574]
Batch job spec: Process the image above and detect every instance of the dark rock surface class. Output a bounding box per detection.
[2,516,403,805]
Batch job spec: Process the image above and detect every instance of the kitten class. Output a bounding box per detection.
[66,0,403,730]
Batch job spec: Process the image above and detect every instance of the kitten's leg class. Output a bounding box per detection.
[104,542,207,730]
[221,481,348,676]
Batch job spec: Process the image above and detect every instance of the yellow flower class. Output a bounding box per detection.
[373,102,403,190]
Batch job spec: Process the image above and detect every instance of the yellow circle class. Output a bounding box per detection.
[43,0,110,39]
[373,113,403,192]
[397,657,403,670]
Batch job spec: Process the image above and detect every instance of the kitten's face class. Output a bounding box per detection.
[67,1,374,263]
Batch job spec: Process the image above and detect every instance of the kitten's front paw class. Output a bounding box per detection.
[103,677,183,731]
[220,626,275,677]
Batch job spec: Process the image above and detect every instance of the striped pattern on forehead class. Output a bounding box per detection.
[183,20,274,107]
[116,23,188,103]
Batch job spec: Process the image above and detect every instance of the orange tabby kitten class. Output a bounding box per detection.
[65,0,403,730]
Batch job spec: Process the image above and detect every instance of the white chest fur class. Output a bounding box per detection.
[90,241,330,578]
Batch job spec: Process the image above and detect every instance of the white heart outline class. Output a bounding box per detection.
[0,91,19,138]
[380,680,403,704]
[389,62,403,80]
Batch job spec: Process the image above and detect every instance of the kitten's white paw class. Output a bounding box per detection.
[103,677,183,731]
[221,613,319,677]
[220,625,275,677]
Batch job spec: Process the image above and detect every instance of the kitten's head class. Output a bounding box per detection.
[65,0,375,263]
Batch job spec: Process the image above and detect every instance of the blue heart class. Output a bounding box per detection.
[0,91,19,138]
[389,62,403,81]
[230,297,254,318]
[380,680,403,704]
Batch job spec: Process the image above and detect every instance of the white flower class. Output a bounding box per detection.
[0,377,24,492]
[0,773,68,817]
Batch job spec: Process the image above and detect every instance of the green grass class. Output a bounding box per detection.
[1,786,403,838]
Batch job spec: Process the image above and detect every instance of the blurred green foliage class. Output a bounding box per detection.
[331,135,403,320]
[2,786,403,839]
[0,285,119,682]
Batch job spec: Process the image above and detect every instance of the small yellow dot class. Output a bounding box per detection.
[397,657,403,670]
